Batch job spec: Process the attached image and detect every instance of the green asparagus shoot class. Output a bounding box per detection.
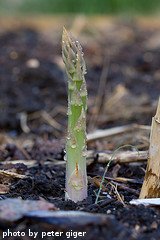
[62,27,87,202]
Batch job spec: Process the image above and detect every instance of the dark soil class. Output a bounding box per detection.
[0,18,160,239]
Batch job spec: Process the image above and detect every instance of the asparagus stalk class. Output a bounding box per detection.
[62,28,88,202]
[140,98,160,198]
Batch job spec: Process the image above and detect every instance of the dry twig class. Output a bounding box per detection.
[87,150,148,164]
[41,110,62,130]
[19,112,30,133]
[87,124,150,142]
[0,170,26,179]
[88,52,109,130]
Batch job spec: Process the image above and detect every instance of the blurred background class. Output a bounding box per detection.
[0,0,160,148]
[1,0,160,15]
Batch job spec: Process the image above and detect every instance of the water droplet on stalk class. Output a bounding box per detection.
[71,144,76,149]
[82,152,87,157]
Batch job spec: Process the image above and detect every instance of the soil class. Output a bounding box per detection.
[0,18,160,240]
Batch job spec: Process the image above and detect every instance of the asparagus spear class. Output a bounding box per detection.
[62,28,88,202]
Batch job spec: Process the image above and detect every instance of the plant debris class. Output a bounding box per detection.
[0,198,57,223]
